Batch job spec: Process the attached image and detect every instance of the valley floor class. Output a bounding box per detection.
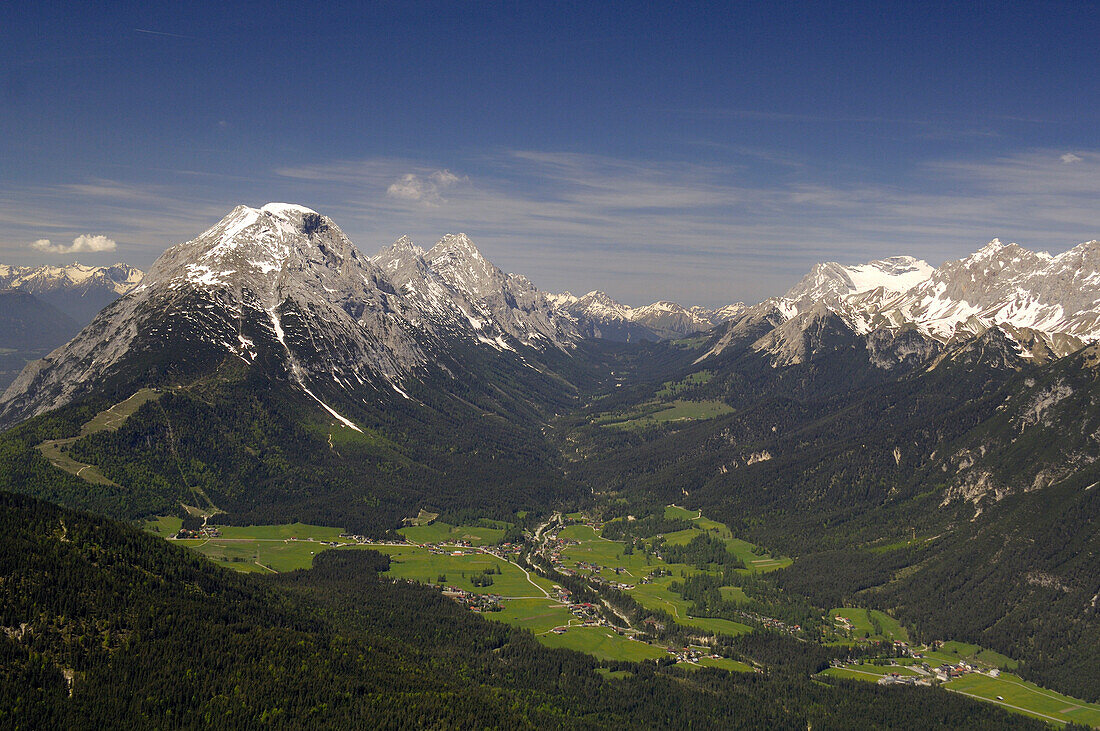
[142,507,1099,727]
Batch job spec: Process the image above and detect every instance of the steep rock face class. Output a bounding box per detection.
[935,341,1100,510]
[880,239,1100,344]
[420,233,578,349]
[0,205,579,428]
[0,262,144,323]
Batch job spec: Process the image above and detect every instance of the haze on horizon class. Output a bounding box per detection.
[2,1,1098,307]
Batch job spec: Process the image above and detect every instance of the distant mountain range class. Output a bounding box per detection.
[549,290,745,341]
[3,204,1100,427]
[0,262,144,323]
[703,238,1100,368]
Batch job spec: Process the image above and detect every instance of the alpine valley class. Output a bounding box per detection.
[3,204,1098,729]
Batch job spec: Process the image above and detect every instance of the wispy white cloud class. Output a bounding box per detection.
[3,148,1098,306]
[30,234,117,254]
[1061,152,1083,164]
[273,147,1100,304]
[386,169,465,205]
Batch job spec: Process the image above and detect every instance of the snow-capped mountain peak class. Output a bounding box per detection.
[0,206,582,426]
[706,237,1100,367]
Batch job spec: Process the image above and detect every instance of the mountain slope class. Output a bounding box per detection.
[0,204,581,429]
[0,291,82,392]
[0,205,603,529]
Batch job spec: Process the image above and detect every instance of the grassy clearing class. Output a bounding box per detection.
[829,607,909,643]
[658,507,791,572]
[719,586,749,603]
[595,668,634,680]
[179,536,326,572]
[664,505,699,521]
[669,335,708,350]
[376,541,663,663]
[36,440,117,485]
[827,663,923,677]
[171,522,349,572]
[594,400,733,430]
[923,641,1017,670]
[692,656,755,673]
[946,672,1100,727]
[375,545,553,597]
[142,516,183,535]
[36,388,163,486]
[494,599,575,634]
[820,666,892,682]
[539,627,668,662]
[82,388,161,433]
[399,521,509,546]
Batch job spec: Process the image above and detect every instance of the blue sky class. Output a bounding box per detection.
[2,1,1098,305]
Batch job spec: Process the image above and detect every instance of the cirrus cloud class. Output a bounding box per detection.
[30,234,117,254]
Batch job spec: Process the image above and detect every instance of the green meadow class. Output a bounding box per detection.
[945,672,1100,727]
[399,520,509,546]
[594,399,734,430]
[829,607,909,643]
[539,626,668,662]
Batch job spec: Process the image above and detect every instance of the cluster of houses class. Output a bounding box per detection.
[930,661,996,682]
[442,587,502,613]
[569,602,603,625]
[877,673,931,687]
[667,646,723,665]
[481,542,523,560]
[831,656,1000,687]
[173,526,220,539]
[737,609,801,635]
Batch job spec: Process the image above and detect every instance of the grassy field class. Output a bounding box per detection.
[171,522,349,572]
[823,663,923,678]
[36,388,163,486]
[656,371,713,398]
[694,656,755,673]
[494,599,575,634]
[142,516,183,535]
[829,607,909,643]
[375,545,551,596]
[375,542,676,663]
[595,399,734,430]
[660,505,792,572]
[399,520,509,546]
[946,673,1100,727]
[539,627,668,662]
[923,641,1018,670]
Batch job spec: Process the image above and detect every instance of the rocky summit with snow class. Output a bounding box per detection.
[703,239,1100,368]
[0,204,578,427]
